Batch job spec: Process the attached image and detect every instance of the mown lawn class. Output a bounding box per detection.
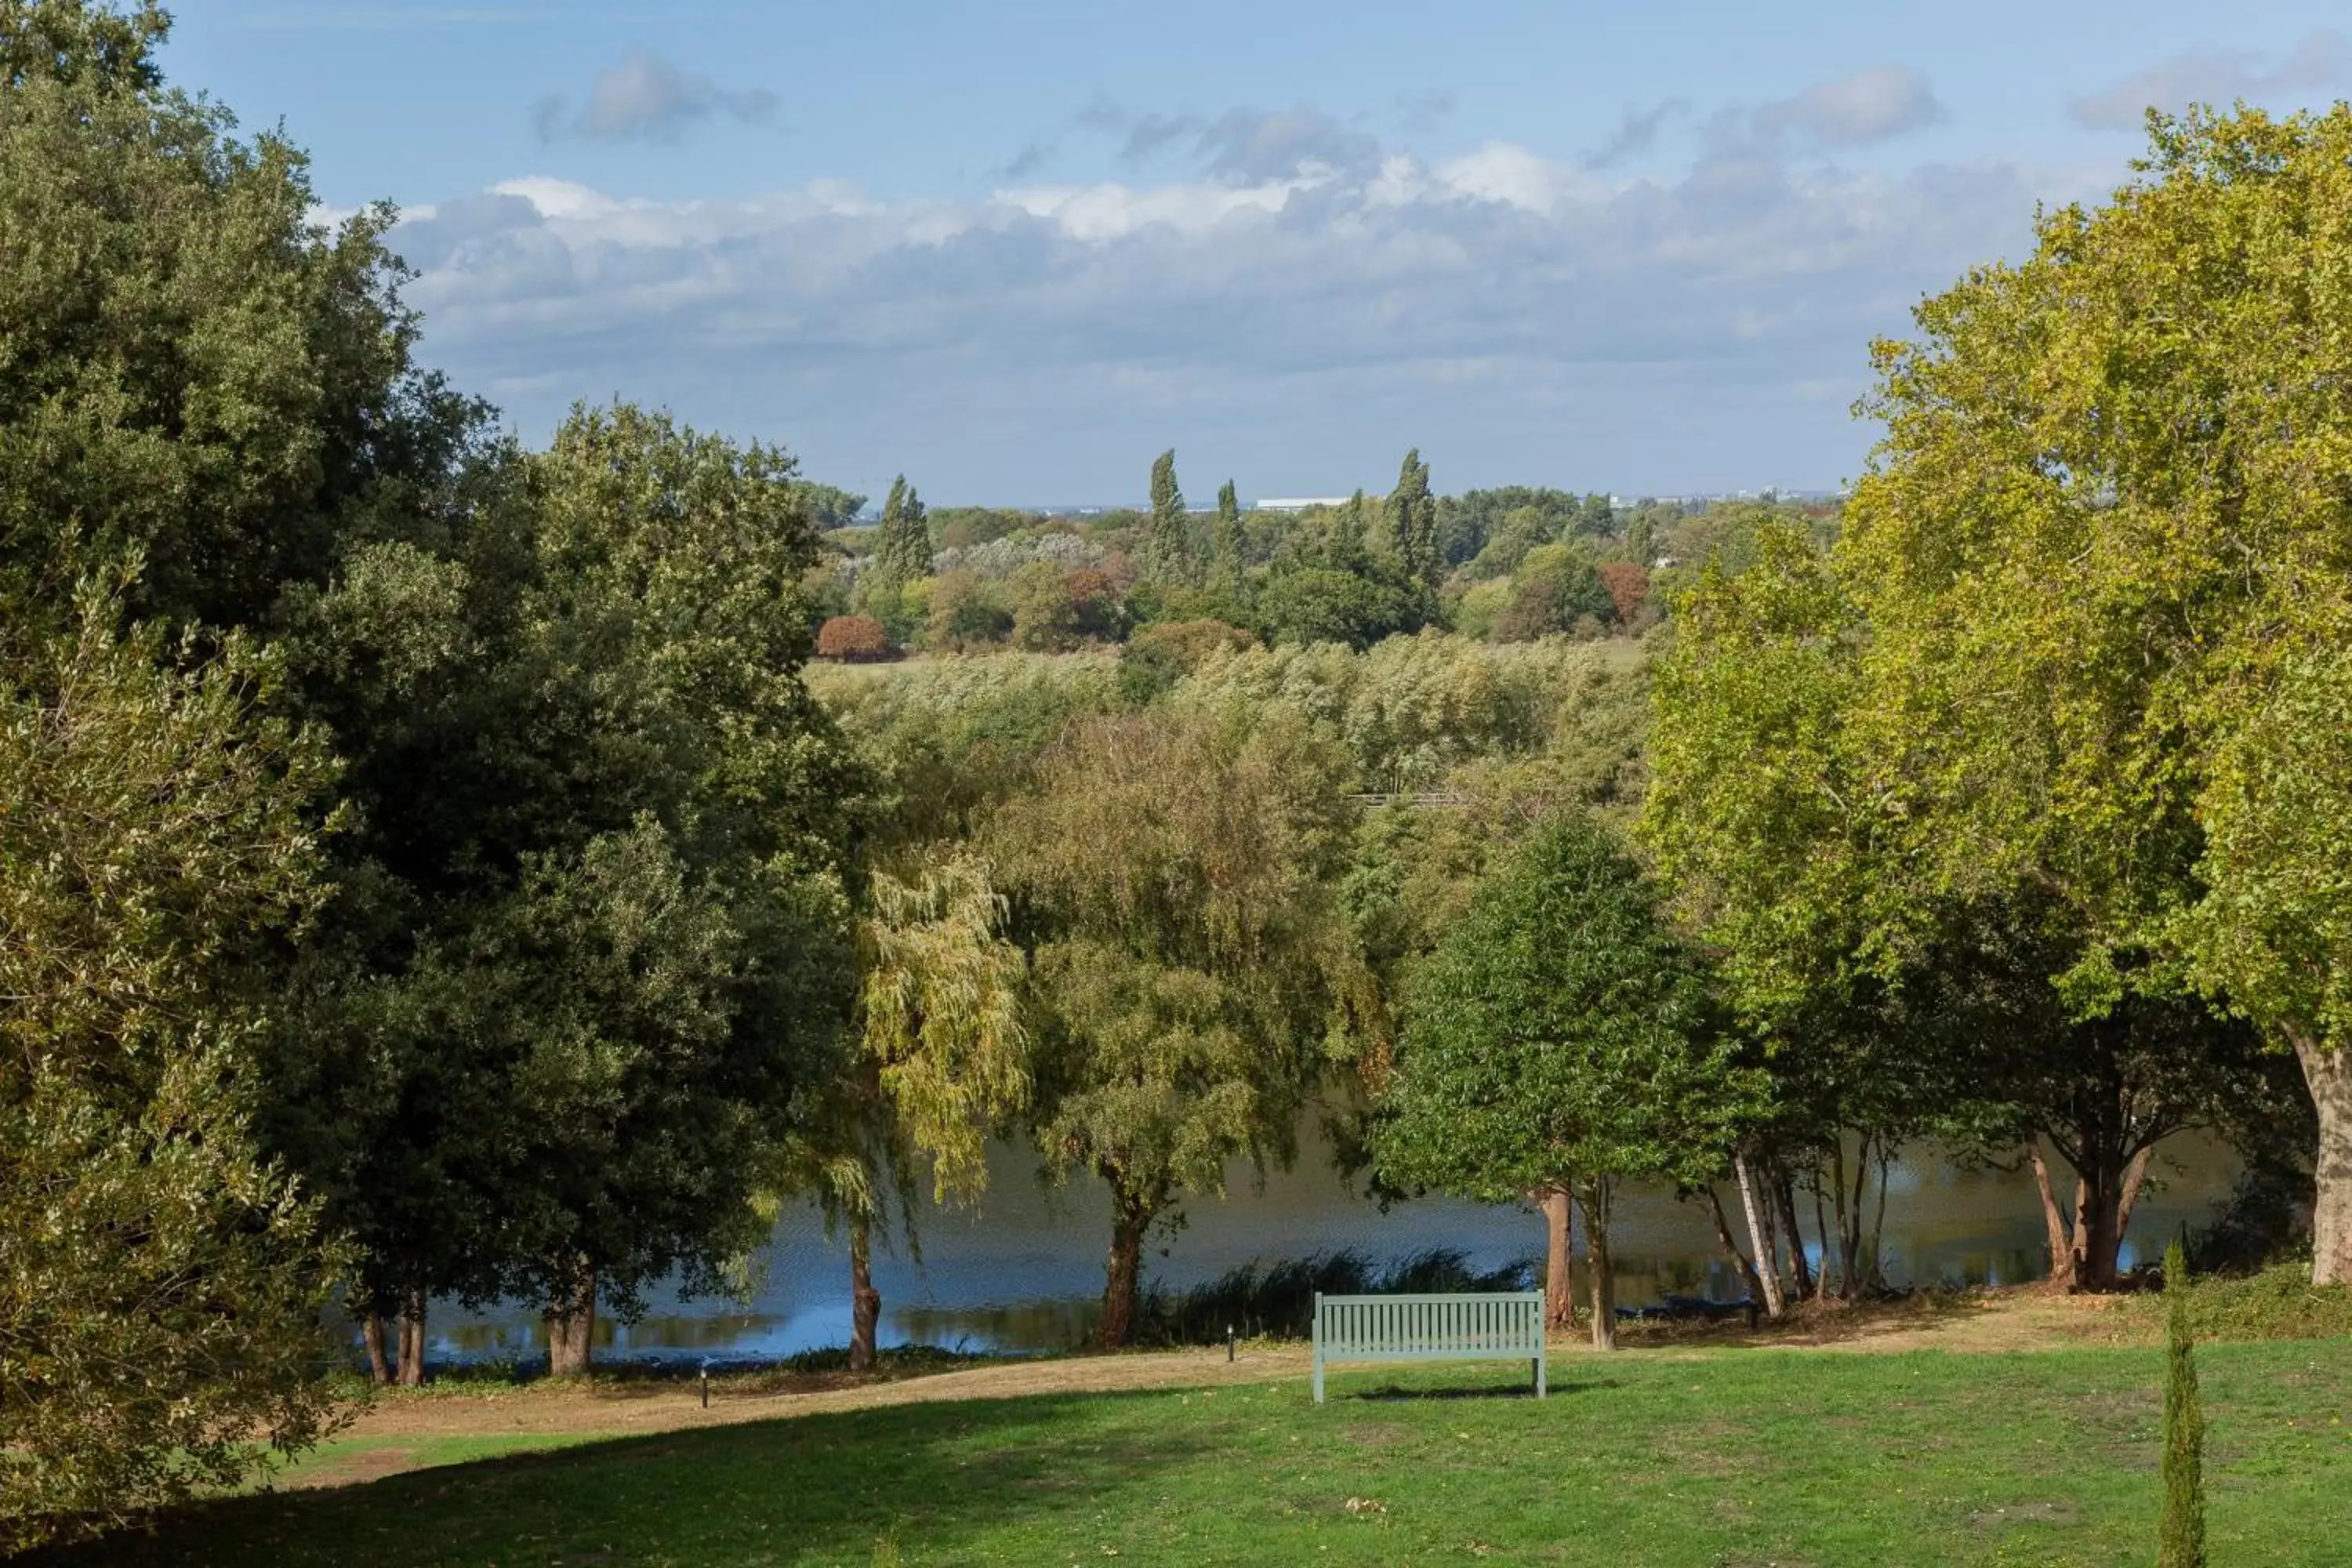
[45,1341,2352,1567]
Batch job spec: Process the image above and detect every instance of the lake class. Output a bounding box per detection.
[423,1123,2241,1367]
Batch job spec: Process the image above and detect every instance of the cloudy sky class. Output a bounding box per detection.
[173,2,2352,505]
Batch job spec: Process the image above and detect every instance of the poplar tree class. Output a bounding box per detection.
[1143,449,1196,586]
[871,475,932,583]
[1389,448,1439,590]
[1210,479,1245,588]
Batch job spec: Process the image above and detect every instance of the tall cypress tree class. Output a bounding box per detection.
[1210,479,1244,588]
[2160,1240,2206,1567]
[1144,449,1194,586]
[1390,448,1438,590]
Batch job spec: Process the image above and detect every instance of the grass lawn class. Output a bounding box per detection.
[43,1339,2352,1567]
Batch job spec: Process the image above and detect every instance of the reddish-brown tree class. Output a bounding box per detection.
[815,615,893,662]
[1598,562,1651,627]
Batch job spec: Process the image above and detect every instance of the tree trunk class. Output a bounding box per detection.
[1732,1156,1783,1317]
[2027,1139,2078,1290]
[396,1286,426,1387]
[546,1258,597,1377]
[1095,1193,1152,1350]
[2113,1143,2156,1258]
[2074,1160,2125,1292]
[1777,1174,1815,1299]
[361,1310,391,1387]
[848,1210,881,1374]
[1537,1185,1576,1332]
[2288,1031,2352,1285]
[1865,1147,1893,1294]
[1707,1183,1769,1316]
[1830,1140,1862,1298]
[1576,1177,1616,1352]
[1809,1181,1834,1301]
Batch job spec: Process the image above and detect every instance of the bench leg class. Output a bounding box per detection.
[1534,1355,1545,1399]
[1313,1352,1324,1405]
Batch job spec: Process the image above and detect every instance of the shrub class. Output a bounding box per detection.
[923,572,1013,651]
[1133,1248,1533,1345]
[2159,1240,2206,1568]
[815,615,894,662]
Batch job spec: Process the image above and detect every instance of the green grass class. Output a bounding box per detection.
[43,1341,2352,1567]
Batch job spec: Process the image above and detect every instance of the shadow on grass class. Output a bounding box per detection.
[1334,1376,1623,1403]
[1621,1289,2018,1351]
[31,1392,1220,1568]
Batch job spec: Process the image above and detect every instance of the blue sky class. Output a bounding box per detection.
[169,2,2352,505]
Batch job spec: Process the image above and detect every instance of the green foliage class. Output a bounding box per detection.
[1209,480,1245,589]
[2161,1241,2207,1568]
[855,851,1030,1206]
[2125,1263,2352,1344]
[1438,487,1605,570]
[1252,555,1432,650]
[1387,448,1439,590]
[1377,811,1758,1203]
[869,477,931,584]
[0,0,442,633]
[1642,522,1893,1029]
[0,589,347,1550]
[989,707,1375,1343]
[267,401,861,1342]
[923,570,1012,651]
[1839,105,2352,1280]
[792,481,869,532]
[1492,544,1614,641]
[810,651,1123,844]
[1142,449,1195,586]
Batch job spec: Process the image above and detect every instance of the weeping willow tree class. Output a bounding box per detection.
[783,851,1029,1370]
[989,707,1381,1348]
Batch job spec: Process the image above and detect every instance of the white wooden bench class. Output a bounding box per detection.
[1311,1290,1546,1403]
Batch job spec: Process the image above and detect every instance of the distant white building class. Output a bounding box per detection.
[1254,497,1352,514]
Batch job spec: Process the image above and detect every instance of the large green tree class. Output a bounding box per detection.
[0,0,440,634]
[1838,107,2352,1283]
[267,405,862,1377]
[0,0,472,1525]
[0,592,346,1549]
[1376,811,1759,1348]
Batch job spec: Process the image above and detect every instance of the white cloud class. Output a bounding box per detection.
[387,123,2071,497]
[2072,30,2352,129]
[996,177,1311,242]
[1753,66,1945,149]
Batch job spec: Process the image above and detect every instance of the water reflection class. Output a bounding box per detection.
[416,1125,2240,1367]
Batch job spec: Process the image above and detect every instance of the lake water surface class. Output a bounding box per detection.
[425,1122,2241,1367]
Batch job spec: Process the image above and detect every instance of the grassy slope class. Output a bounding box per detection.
[48,1340,2352,1568]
